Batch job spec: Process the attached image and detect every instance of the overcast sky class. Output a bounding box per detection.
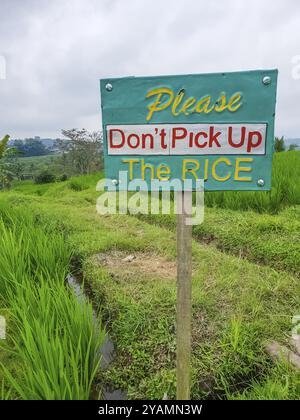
[0,0,300,138]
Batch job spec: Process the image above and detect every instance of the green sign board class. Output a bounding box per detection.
[100,69,278,191]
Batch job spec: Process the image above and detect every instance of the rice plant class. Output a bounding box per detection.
[0,205,105,400]
[205,151,300,213]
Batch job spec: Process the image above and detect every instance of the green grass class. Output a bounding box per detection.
[137,205,300,276]
[205,151,300,213]
[0,205,105,400]
[16,154,59,165]
[7,169,300,275]
[12,172,102,196]
[0,165,299,399]
[11,151,300,213]
[0,193,297,399]
[81,222,300,399]
[230,364,300,400]
[14,154,63,177]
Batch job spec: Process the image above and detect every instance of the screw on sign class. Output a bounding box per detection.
[100,70,278,399]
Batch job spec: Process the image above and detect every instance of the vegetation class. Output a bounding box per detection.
[13,138,50,157]
[34,170,56,184]
[0,167,299,400]
[0,204,105,399]
[0,135,16,189]
[4,129,103,182]
[10,150,300,213]
[137,205,300,277]
[288,143,299,152]
[0,135,10,158]
[0,141,299,400]
[59,129,103,175]
[274,136,285,152]
[11,154,64,179]
[205,151,300,213]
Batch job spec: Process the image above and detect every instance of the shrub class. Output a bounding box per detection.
[34,171,56,184]
[59,174,69,182]
[68,180,88,191]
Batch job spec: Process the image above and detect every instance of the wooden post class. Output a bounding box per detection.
[176,190,192,400]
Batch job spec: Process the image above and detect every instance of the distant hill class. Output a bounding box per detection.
[9,137,62,157]
[10,137,61,147]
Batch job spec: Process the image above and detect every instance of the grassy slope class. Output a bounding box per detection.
[1,175,299,399]
[6,171,300,275]
[15,154,62,175]
[139,205,300,277]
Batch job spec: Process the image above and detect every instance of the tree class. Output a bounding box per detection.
[0,134,10,158]
[10,158,25,180]
[58,129,103,175]
[0,164,14,189]
[13,138,48,157]
[0,135,15,189]
[274,136,285,152]
[34,171,56,184]
[288,143,299,151]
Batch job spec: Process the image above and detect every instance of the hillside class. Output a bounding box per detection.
[0,152,299,399]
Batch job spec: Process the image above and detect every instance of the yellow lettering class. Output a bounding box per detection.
[212,158,232,181]
[228,93,243,112]
[146,88,174,121]
[214,93,227,112]
[171,91,185,116]
[145,87,243,119]
[141,159,155,180]
[157,164,171,181]
[122,159,140,180]
[234,158,253,181]
[182,159,200,180]
[180,97,196,115]
[204,159,209,181]
[195,95,214,114]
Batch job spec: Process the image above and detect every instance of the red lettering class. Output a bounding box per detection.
[127,133,140,149]
[141,133,154,149]
[109,129,125,148]
[194,132,208,148]
[159,129,168,149]
[171,127,187,148]
[209,127,221,147]
[228,126,246,148]
[247,131,263,152]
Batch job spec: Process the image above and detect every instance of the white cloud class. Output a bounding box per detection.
[0,0,299,138]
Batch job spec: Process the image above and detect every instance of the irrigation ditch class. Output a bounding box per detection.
[67,272,127,400]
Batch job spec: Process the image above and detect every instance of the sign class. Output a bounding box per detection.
[100,70,278,191]
[99,70,278,400]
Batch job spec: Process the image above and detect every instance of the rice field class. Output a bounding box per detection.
[0,204,105,399]
[205,151,300,213]
[0,151,299,400]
